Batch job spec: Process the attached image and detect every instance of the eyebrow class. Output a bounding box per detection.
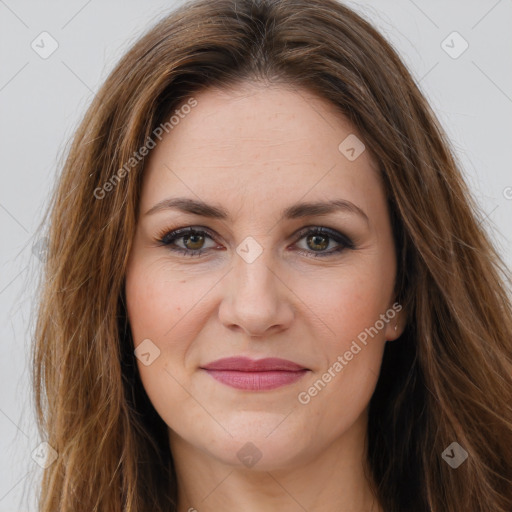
[144,197,369,225]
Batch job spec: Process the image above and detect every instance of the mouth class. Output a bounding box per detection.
[200,357,310,391]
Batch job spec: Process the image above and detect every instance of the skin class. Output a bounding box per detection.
[125,82,405,512]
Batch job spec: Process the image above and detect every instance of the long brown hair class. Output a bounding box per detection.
[32,0,512,510]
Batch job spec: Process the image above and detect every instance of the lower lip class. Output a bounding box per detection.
[203,369,309,390]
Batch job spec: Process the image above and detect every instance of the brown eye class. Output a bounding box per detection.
[157,225,355,259]
[294,227,355,258]
[159,227,218,257]
[306,233,330,252]
[182,232,206,251]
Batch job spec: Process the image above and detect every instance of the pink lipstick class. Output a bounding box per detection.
[201,357,309,391]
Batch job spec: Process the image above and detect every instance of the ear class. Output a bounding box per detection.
[383,301,406,342]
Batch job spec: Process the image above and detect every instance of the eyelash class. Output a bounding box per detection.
[155,225,355,259]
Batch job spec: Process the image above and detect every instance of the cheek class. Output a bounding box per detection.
[292,262,391,418]
[125,262,192,383]
[291,260,393,345]
[125,263,202,429]
[125,261,197,345]
[297,310,386,438]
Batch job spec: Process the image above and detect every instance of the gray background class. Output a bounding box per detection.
[1,0,511,510]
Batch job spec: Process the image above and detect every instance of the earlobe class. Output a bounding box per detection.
[384,306,406,341]
[384,299,407,341]
[386,317,406,342]
[387,322,399,342]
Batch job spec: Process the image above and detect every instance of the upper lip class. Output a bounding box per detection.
[201,357,308,372]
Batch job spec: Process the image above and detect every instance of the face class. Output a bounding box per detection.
[125,82,402,471]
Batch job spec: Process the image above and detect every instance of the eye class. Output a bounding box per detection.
[156,226,219,257]
[156,225,355,258]
[292,226,355,258]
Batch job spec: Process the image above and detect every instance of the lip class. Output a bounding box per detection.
[200,357,310,391]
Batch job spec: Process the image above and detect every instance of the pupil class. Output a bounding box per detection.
[309,234,328,251]
[185,234,204,250]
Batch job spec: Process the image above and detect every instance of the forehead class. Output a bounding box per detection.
[141,83,382,218]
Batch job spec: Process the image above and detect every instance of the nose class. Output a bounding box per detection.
[218,246,294,338]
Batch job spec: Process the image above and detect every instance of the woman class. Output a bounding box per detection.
[32,0,512,510]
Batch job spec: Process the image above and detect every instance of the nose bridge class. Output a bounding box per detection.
[233,235,278,302]
[218,234,293,336]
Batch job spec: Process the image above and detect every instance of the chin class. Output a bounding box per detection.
[191,411,317,470]
[211,434,310,472]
